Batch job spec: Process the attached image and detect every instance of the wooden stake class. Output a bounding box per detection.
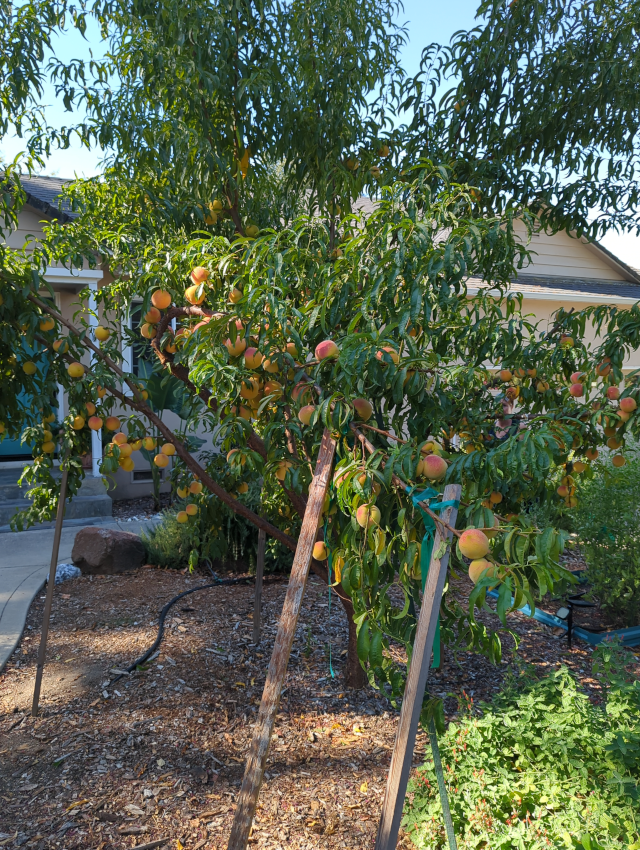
[375,483,461,850]
[253,528,266,644]
[32,462,70,717]
[227,429,337,850]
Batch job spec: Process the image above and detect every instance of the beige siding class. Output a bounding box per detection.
[513,221,626,280]
[5,206,47,249]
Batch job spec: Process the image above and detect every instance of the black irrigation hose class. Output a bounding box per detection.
[110,569,254,685]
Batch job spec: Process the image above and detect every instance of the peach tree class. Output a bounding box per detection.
[4,164,636,698]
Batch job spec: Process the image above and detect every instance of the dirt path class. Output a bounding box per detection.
[0,560,624,849]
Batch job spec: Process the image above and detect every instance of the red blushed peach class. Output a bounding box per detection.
[376,346,399,365]
[620,397,637,413]
[468,558,496,584]
[569,383,584,397]
[315,340,339,360]
[421,455,448,481]
[225,337,247,357]
[356,504,381,528]
[190,266,209,284]
[244,347,263,369]
[298,405,315,425]
[459,529,490,560]
[570,371,585,383]
[499,369,512,382]
[606,386,620,400]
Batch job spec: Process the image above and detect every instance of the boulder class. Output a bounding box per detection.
[72,526,146,575]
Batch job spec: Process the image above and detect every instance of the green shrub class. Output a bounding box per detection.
[574,452,640,627]
[404,642,640,850]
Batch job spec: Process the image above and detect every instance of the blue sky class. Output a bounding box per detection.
[0,0,637,267]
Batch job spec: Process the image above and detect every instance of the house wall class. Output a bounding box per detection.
[512,220,627,281]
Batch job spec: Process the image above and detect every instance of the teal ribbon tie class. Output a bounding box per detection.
[408,485,459,669]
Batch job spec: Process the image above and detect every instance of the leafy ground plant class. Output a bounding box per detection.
[403,640,640,849]
[573,451,640,627]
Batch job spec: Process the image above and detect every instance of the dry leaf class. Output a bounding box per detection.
[360,781,368,794]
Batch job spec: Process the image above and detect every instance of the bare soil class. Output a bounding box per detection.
[1,557,636,850]
[112,495,173,522]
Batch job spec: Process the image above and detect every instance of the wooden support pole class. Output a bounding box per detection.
[32,462,70,717]
[253,528,266,644]
[227,430,337,850]
[375,483,461,850]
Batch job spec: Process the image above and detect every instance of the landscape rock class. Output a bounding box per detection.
[72,526,146,575]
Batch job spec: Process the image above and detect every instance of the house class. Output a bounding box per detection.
[2,176,640,514]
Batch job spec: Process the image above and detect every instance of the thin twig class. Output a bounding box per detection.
[358,423,408,444]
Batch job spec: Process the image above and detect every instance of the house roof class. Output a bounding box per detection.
[468,273,640,304]
[20,174,75,222]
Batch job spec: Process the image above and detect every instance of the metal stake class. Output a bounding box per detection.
[253,528,266,644]
[32,461,69,716]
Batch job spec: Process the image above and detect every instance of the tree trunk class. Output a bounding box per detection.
[309,559,367,690]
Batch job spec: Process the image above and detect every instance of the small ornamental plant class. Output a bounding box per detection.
[403,642,640,849]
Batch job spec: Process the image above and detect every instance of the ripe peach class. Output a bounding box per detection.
[41,441,55,453]
[618,411,631,423]
[245,347,263,369]
[227,449,245,466]
[313,541,328,561]
[559,335,574,348]
[596,360,611,377]
[292,382,313,403]
[569,383,584,397]
[356,504,381,528]
[285,342,299,358]
[275,460,293,481]
[526,368,537,378]
[557,485,569,497]
[376,346,399,365]
[190,266,209,284]
[151,290,172,309]
[240,378,261,401]
[72,416,85,430]
[573,461,586,473]
[570,372,584,383]
[298,405,315,425]
[353,398,373,421]
[536,380,550,392]
[585,447,599,461]
[606,386,620,400]
[176,511,188,523]
[228,287,243,304]
[459,529,490,560]
[225,337,247,357]
[262,358,279,373]
[95,325,110,341]
[189,481,203,494]
[185,503,198,516]
[105,416,120,431]
[144,307,161,324]
[468,558,496,584]
[315,340,339,360]
[142,437,156,450]
[161,443,176,456]
[612,454,626,468]
[39,316,55,332]
[499,369,512,382]
[237,482,249,494]
[421,455,448,481]
[85,402,96,415]
[113,432,128,445]
[264,380,283,397]
[607,436,622,450]
[154,453,169,468]
[130,439,142,451]
[118,443,133,458]
[67,362,85,379]
[53,339,69,354]
[489,491,503,504]
[620,397,637,413]
[88,416,103,431]
[140,323,155,339]
[120,456,135,472]
[185,284,205,305]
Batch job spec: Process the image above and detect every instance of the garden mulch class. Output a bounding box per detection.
[1,544,637,850]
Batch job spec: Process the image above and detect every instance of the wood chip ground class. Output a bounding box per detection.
[1,548,637,849]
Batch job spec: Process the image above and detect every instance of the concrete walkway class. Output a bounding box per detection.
[0,519,159,672]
